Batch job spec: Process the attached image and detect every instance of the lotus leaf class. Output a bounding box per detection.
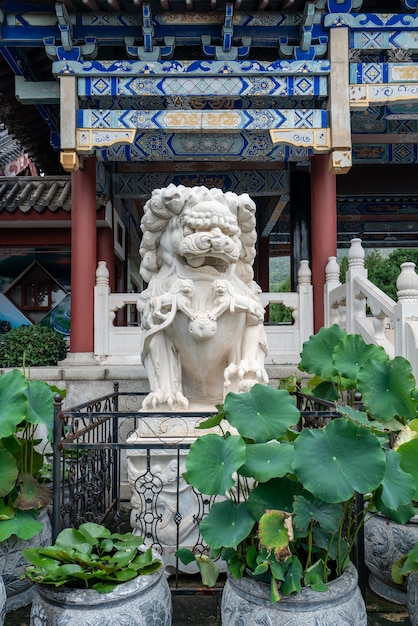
[0,370,28,438]
[333,334,388,383]
[293,418,385,502]
[200,500,255,549]
[298,324,346,379]
[239,441,293,482]
[185,433,245,495]
[357,357,418,423]
[224,384,300,443]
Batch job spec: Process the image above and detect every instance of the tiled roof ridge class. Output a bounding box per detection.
[0,176,72,212]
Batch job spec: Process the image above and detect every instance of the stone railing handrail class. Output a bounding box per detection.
[94,259,314,367]
[325,238,418,379]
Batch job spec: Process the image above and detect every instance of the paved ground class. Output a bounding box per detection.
[4,583,412,625]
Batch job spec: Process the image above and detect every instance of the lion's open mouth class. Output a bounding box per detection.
[179,231,240,272]
[184,254,229,272]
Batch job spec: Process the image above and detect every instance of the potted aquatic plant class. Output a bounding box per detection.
[393,542,418,625]
[176,379,415,625]
[23,522,171,626]
[0,368,59,611]
[297,324,418,603]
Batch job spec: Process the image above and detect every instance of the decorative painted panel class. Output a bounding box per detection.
[78,74,327,100]
[325,13,418,29]
[350,63,418,84]
[352,143,418,164]
[53,59,330,78]
[350,84,418,108]
[78,109,328,131]
[95,132,314,162]
[113,169,289,198]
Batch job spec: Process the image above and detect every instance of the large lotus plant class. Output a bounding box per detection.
[176,381,416,602]
[0,369,60,541]
[298,324,418,522]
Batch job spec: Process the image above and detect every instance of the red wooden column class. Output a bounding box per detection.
[311,154,337,332]
[70,157,97,353]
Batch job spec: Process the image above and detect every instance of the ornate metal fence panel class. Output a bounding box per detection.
[52,385,360,590]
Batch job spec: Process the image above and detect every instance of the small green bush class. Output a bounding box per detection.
[0,325,67,367]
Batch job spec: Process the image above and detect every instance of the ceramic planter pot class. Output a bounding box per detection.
[364,513,418,604]
[29,568,172,626]
[0,577,6,626]
[221,562,366,626]
[0,508,52,612]
[407,572,418,626]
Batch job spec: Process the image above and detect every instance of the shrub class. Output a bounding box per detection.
[0,319,12,334]
[0,325,67,367]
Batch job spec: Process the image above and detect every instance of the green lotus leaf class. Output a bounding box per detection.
[270,577,281,603]
[304,560,329,592]
[312,526,348,562]
[401,543,418,576]
[0,508,43,541]
[258,510,291,550]
[175,547,196,566]
[337,405,389,433]
[200,500,255,549]
[293,495,342,535]
[309,381,339,402]
[281,556,303,596]
[247,477,305,520]
[333,334,388,383]
[224,384,300,443]
[298,325,347,378]
[293,419,386,503]
[0,448,19,498]
[397,437,418,502]
[186,433,246,496]
[357,357,418,423]
[239,441,293,482]
[25,379,55,435]
[56,526,96,548]
[0,370,28,438]
[78,522,112,541]
[0,501,14,521]
[376,449,416,512]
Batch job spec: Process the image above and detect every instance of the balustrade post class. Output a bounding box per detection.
[394,262,418,360]
[346,238,367,333]
[324,256,341,327]
[297,260,313,346]
[94,261,110,360]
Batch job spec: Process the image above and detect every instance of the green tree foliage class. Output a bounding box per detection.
[340,248,418,301]
[269,277,292,324]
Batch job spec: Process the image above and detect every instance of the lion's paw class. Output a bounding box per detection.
[142,390,189,410]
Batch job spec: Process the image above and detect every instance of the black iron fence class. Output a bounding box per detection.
[52,385,367,594]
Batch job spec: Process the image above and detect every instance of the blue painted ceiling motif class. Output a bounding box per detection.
[0,0,417,249]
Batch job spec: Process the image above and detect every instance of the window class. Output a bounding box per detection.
[22,280,51,311]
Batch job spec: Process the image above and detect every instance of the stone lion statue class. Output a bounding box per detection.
[137,184,268,410]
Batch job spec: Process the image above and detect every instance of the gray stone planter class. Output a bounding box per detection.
[0,577,6,626]
[0,508,52,612]
[29,568,172,626]
[364,513,418,604]
[221,562,366,626]
[407,572,418,626]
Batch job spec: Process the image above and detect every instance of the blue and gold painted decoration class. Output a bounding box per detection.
[113,169,289,198]
[352,143,418,164]
[92,131,315,163]
[77,109,328,132]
